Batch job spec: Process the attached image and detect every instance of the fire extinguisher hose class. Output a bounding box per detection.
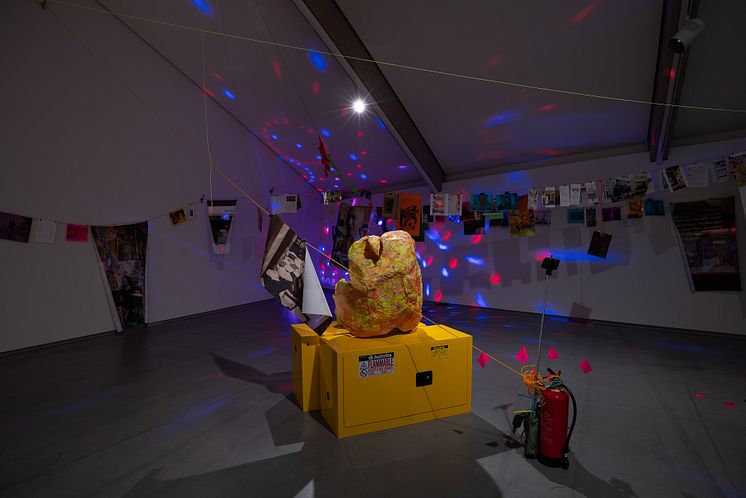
[562,384,578,455]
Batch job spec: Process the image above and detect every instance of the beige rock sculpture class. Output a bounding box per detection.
[333,230,422,337]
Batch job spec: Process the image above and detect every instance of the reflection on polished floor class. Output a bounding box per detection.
[1,298,744,497]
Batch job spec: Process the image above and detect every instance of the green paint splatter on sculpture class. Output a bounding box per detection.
[333,230,423,337]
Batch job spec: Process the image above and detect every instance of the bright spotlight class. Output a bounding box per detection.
[352,98,366,114]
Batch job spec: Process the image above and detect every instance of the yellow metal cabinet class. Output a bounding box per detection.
[318,324,472,438]
[290,324,321,412]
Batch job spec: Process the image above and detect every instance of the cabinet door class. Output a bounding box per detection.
[407,339,469,416]
[343,346,407,427]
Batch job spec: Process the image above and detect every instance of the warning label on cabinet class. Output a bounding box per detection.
[431,345,449,359]
[359,352,394,378]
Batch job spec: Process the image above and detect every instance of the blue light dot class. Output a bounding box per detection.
[360,174,368,179]
[438,243,449,251]
[426,284,431,297]
[315,155,322,160]
[349,153,357,161]
[271,134,279,140]
[476,293,487,307]
[190,0,213,15]
[376,117,386,129]
[320,129,331,137]
[441,267,449,278]
[309,51,327,71]
[223,89,236,100]
[295,143,302,149]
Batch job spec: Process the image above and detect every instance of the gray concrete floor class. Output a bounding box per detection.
[1,298,744,497]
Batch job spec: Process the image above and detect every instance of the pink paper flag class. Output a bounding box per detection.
[65,224,88,242]
[477,352,489,368]
[724,402,735,409]
[579,358,592,374]
[547,346,559,360]
[515,346,528,364]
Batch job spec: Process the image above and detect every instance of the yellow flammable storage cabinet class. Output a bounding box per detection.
[291,323,321,412]
[319,323,472,438]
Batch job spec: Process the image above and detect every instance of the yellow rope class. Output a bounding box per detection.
[44,0,746,114]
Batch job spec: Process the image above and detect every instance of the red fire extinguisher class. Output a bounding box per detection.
[538,370,577,469]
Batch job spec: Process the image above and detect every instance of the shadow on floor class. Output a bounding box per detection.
[123,356,638,498]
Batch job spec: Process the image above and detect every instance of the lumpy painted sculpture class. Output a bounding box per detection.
[334,230,422,337]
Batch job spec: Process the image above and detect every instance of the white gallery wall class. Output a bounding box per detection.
[0,2,325,352]
[405,138,746,335]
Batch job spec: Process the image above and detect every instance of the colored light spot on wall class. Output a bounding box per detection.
[441,267,449,277]
[449,258,458,269]
[490,274,501,285]
[349,153,358,161]
[471,234,482,244]
[435,290,443,302]
[360,150,367,155]
[312,80,320,95]
[272,60,283,79]
[376,117,386,129]
[309,51,327,71]
[379,179,388,184]
[223,89,236,100]
[398,165,409,170]
[694,393,704,398]
[190,0,213,15]
[203,87,214,98]
[475,293,487,307]
[441,230,451,241]
[538,104,556,112]
[669,67,676,79]
[438,244,449,251]
[425,284,430,297]
[360,174,367,179]
[356,131,364,137]
[565,1,599,28]
[271,134,279,140]
[356,164,363,169]
[426,255,434,266]
[466,256,484,266]
[320,129,330,137]
[295,143,302,149]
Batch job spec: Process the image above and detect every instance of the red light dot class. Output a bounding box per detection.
[272,61,283,79]
[356,131,364,137]
[471,234,482,244]
[426,255,434,266]
[442,230,451,241]
[379,179,388,183]
[669,67,676,79]
[203,87,215,97]
[312,80,320,95]
[724,402,735,408]
[538,104,556,112]
[212,72,224,81]
[360,150,367,155]
[347,172,352,176]
[449,258,458,269]
[694,393,704,398]
[435,290,443,302]
[490,274,501,285]
[356,164,363,168]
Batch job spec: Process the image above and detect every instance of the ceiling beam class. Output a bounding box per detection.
[647,0,700,162]
[294,0,445,192]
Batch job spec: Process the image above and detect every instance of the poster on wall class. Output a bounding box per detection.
[430,193,462,217]
[0,212,32,243]
[207,200,237,254]
[567,208,585,225]
[396,193,422,238]
[584,207,597,227]
[91,223,148,328]
[331,204,371,268]
[508,209,536,238]
[731,152,746,186]
[670,197,741,291]
[66,223,89,242]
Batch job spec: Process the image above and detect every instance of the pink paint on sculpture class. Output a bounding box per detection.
[334,230,422,337]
